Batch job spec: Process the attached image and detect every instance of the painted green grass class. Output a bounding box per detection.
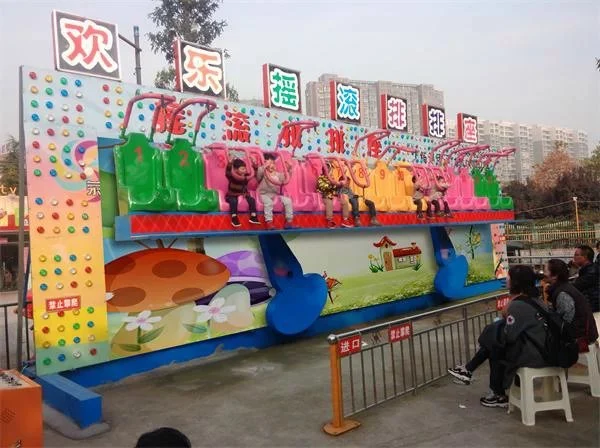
[323,267,436,315]
[466,255,495,284]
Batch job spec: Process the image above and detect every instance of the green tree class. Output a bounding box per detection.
[148,0,239,98]
[0,136,21,190]
[584,142,600,174]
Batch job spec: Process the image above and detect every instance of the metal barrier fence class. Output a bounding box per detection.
[1,301,32,369]
[323,292,508,435]
[506,229,599,246]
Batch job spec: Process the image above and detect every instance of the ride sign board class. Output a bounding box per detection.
[51,10,121,80]
[380,94,408,132]
[330,80,361,124]
[388,322,413,342]
[421,104,446,139]
[174,38,226,98]
[262,64,302,112]
[457,113,478,144]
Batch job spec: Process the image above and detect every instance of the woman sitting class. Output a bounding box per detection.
[448,265,550,407]
[544,258,599,350]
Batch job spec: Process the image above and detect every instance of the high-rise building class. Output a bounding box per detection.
[447,119,533,184]
[531,126,589,164]
[305,74,444,134]
[448,119,590,184]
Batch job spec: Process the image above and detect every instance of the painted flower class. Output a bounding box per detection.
[123,310,162,332]
[105,292,114,302]
[193,297,236,323]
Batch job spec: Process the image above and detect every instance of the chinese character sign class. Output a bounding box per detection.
[330,81,361,123]
[262,64,301,112]
[337,334,362,357]
[380,94,408,132]
[457,113,478,144]
[174,39,225,97]
[496,296,510,311]
[388,322,412,342]
[52,10,121,80]
[46,295,82,313]
[421,104,446,139]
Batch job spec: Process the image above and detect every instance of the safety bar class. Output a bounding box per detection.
[343,158,371,188]
[454,145,490,167]
[429,139,461,165]
[324,156,348,186]
[433,140,461,165]
[352,129,390,159]
[166,98,218,145]
[443,144,487,167]
[121,93,177,139]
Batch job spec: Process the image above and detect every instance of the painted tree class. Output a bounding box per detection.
[531,144,577,191]
[148,0,239,99]
[464,225,481,260]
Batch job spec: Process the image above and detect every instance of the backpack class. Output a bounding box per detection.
[520,297,579,368]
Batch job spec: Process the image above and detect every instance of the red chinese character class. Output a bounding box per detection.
[463,117,478,143]
[326,128,345,154]
[154,101,186,135]
[59,18,118,73]
[47,300,57,311]
[279,121,303,149]
[224,111,251,143]
[72,297,80,308]
[56,299,65,310]
[340,340,350,354]
[367,134,382,158]
[182,46,223,94]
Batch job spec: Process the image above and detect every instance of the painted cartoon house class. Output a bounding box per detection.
[373,236,422,271]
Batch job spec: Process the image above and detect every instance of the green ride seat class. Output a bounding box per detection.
[484,169,514,210]
[164,138,219,212]
[114,132,176,212]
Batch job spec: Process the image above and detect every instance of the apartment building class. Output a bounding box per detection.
[305,74,444,134]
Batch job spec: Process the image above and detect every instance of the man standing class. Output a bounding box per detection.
[572,245,600,312]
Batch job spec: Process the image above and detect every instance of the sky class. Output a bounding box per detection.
[0,0,598,145]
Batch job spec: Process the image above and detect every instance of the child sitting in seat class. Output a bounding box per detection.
[412,175,428,220]
[316,168,352,229]
[225,158,260,228]
[338,176,380,227]
[429,175,452,218]
[256,153,294,230]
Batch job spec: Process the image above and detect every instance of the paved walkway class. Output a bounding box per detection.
[43,334,599,447]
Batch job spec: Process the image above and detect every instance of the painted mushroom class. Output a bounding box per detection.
[196,250,271,306]
[105,247,230,313]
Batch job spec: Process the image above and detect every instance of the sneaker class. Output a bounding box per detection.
[249,214,261,225]
[444,212,453,218]
[426,213,434,220]
[327,220,336,229]
[480,391,508,408]
[265,221,275,231]
[416,213,425,220]
[369,217,382,227]
[353,217,361,227]
[284,221,297,230]
[341,218,353,228]
[447,365,472,385]
[231,215,241,228]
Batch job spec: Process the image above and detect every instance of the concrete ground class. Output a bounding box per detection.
[43,333,599,447]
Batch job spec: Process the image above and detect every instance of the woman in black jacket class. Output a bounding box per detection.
[448,265,549,407]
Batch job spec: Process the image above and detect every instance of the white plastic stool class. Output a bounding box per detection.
[508,367,573,426]
[568,343,600,397]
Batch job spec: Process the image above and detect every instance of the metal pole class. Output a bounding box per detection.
[16,66,26,368]
[134,26,142,85]
[573,196,580,232]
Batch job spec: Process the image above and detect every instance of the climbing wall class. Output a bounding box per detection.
[23,122,108,375]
